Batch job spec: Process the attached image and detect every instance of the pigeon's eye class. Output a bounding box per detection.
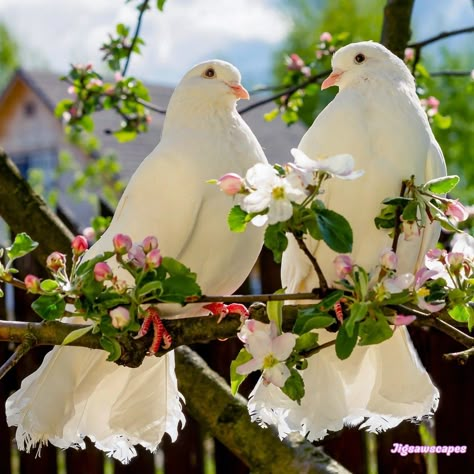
[203,67,216,78]
[354,53,366,64]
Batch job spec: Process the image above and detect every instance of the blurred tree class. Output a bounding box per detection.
[0,22,19,89]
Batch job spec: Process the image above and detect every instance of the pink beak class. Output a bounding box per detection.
[321,70,344,90]
[227,82,250,100]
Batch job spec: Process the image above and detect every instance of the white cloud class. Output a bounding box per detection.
[0,0,290,85]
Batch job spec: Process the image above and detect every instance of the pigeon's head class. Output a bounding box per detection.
[321,41,413,91]
[175,60,249,107]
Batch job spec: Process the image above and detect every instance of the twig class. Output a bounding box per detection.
[407,26,474,49]
[302,339,336,358]
[121,0,150,77]
[443,346,474,364]
[0,336,36,379]
[239,70,331,115]
[430,70,473,77]
[0,275,27,291]
[136,97,166,114]
[294,236,328,296]
[391,180,407,253]
[192,292,322,304]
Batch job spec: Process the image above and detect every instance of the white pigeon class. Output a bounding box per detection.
[6,60,268,462]
[248,42,446,440]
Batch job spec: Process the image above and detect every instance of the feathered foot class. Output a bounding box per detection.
[203,302,249,324]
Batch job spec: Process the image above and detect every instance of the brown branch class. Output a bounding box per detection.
[0,336,36,379]
[294,236,328,296]
[392,180,407,253]
[238,70,331,116]
[121,0,150,77]
[443,347,474,365]
[193,291,322,304]
[407,26,474,49]
[430,70,473,78]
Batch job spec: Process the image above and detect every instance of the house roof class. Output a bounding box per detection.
[9,69,307,180]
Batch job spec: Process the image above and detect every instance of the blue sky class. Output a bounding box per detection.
[0,0,472,88]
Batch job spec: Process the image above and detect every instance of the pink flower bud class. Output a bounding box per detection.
[333,255,353,279]
[286,53,305,71]
[114,72,123,82]
[404,48,414,62]
[426,248,446,262]
[446,252,464,273]
[82,227,95,242]
[217,173,244,196]
[71,235,88,256]
[94,262,113,282]
[113,233,132,255]
[445,199,469,223]
[46,252,66,272]
[145,248,162,269]
[24,274,41,293]
[380,248,398,270]
[319,32,332,42]
[109,306,130,329]
[67,85,76,95]
[426,96,440,108]
[128,244,146,268]
[394,315,416,326]
[142,235,159,253]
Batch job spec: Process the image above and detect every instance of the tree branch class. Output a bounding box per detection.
[0,336,36,379]
[430,70,473,77]
[442,346,474,365]
[380,0,415,58]
[407,26,474,49]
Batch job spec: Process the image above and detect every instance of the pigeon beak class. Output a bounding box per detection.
[226,81,250,100]
[321,69,344,90]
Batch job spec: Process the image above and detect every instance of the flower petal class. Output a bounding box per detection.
[236,358,261,375]
[267,199,293,224]
[272,332,297,360]
[263,363,291,388]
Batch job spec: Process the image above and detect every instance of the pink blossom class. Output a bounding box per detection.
[426,96,440,108]
[446,252,464,273]
[286,53,305,71]
[82,227,95,242]
[142,235,159,253]
[67,85,76,95]
[46,252,66,272]
[71,235,88,256]
[114,72,123,82]
[426,248,446,262]
[88,78,103,88]
[415,267,446,313]
[94,262,113,282]
[113,233,132,255]
[445,200,469,223]
[237,321,296,388]
[301,66,311,77]
[404,48,415,62]
[145,248,162,269]
[383,273,414,293]
[217,173,244,196]
[316,50,324,60]
[24,274,41,293]
[320,32,332,42]
[128,244,146,268]
[380,248,398,270]
[238,318,276,344]
[109,306,130,329]
[334,255,353,279]
[394,315,416,326]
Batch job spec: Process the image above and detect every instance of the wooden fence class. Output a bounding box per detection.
[1,248,473,473]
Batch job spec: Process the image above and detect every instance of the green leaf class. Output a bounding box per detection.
[161,257,195,277]
[448,305,474,331]
[62,325,93,346]
[161,275,201,303]
[100,336,122,362]
[156,0,167,11]
[281,368,305,403]
[79,115,94,133]
[423,175,460,194]
[316,209,353,253]
[294,314,335,335]
[264,225,288,264]
[31,294,66,320]
[335,322,359,360]
[39,279,59,292]
[230,348,253,395]
[346,302,369,337]
[263,108,279,122]
[382,197,413,206]
[116,23,129,36]
[358,313,393,346]
[267,289,285,333]
[75,252,115,277]
[7,233,39,261]
[433,113,452,130]
[114,129,137,143]
[402,200,419,221]
[294,332,319,353]
[228,205,250,233]
[316,290,345,311]
[138,280,163,297]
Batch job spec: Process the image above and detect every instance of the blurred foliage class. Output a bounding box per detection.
[0,22,19,89]
[272,0,473,203]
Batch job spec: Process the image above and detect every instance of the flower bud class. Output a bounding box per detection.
[113,233,132,255]
[82,227,95,242]
[128,244,146,268]
[217,173,244,196]
[286,53,305,71]
[394,315,416,326]
[24,274,41,293]
[71,235,88,256]
[109,306,130,329]
[380,248,398,270]
[145,248,162,269]
[446,252,464,273]
[46,252,66,272]
[94,262,113,282]
[142,235,159,253]
[320,32,332,42]
[333,255,353,279]
[445,199,469,223]
[404,48,414,62]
